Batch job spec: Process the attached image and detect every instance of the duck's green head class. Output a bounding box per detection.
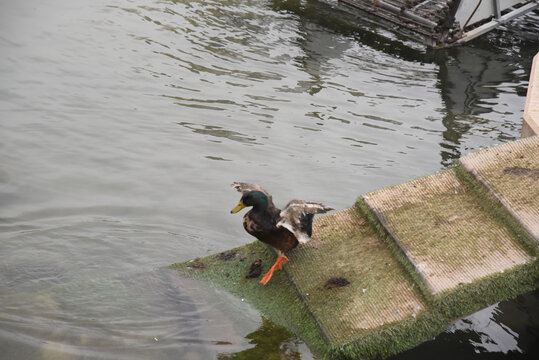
[231,191,268,213]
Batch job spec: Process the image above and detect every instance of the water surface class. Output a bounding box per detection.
[1,0,538,358]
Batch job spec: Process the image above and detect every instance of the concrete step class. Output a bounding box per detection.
[285,208,425,345]
[362,168,533,296]
[460,135,539,242]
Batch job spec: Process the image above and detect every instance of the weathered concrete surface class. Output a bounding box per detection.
[363,169,533,295]
[522,52,539,137]
[460,135,539,242]
[286,208,425,344]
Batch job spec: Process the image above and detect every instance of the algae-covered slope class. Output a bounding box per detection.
[285,208,425,345]
[171,137,539,359]
[169,210,442,360]
[170,241,329,356]
[170,203,537,359]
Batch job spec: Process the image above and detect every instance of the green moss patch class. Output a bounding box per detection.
[170,241,329,357]
[285,208,425,345]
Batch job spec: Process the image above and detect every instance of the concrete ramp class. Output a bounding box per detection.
[172,136,539,359]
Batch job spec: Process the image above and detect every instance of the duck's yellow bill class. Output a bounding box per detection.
[230,200,246,214]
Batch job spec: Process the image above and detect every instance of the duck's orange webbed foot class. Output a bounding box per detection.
[259,254,289,285]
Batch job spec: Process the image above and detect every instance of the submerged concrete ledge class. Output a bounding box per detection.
[171,136,539,359]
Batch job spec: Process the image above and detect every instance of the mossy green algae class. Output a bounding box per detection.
[170,241,329,357]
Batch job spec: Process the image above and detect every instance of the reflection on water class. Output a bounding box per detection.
[178,122,259,144]
[435,45,535,165]
[218,317,303,360]
[392,289,539,359]
[1,0,538,359]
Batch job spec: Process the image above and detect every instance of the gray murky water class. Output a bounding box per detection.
[1,0,538,359]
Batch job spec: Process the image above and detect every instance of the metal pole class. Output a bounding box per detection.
[451,1,539,45]
[493,0,501,19]
[367,0,438,28]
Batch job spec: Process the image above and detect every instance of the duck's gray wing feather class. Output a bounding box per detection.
[277,199,333,243]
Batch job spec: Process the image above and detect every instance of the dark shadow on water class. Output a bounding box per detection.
[217,316,302,360]
[270,1,539,166]
[215,290,539,359]
[390,288,539,359]
[269,0,431,61]
[433,46,524,166]
[433,16,539,165]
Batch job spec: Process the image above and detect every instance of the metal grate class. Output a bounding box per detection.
[338,0,539,47]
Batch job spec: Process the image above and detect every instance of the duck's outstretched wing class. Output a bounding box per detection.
[231,182,273,203]
[277,199,333,244]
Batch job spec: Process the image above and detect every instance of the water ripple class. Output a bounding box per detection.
[1,0,538,359]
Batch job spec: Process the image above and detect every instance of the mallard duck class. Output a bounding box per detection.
[230,182,333,285]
